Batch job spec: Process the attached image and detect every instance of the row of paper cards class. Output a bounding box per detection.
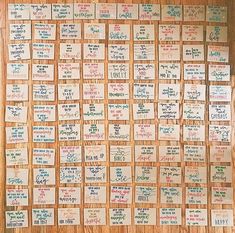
[8,43,229,62]
[5,208,234,227]
[9,23,228,42]
[8,4,227,22]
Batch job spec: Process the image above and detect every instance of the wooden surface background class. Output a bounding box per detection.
[0,0,235,233]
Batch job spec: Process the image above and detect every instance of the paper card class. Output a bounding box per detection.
[60,43,81,60]
[6,148,28,166]
[109,24,130,41]
[209,104,231,121]
[186,187,207,204]
[159,44,180,61]
[8,43,30,61]
[110,208,131,226]
[34,23,56,40]
[117,4,138,19]
[182,25,204,41]
[33,148,55,165]
[184,84,206,101]
[134,44,155,60]
[96,3,116,19]
[33,126,55,143]
[183,103,205,120]
[206,26,227,43]
[73,3,95,19]
[6,126,28,144]
[6,84,28,101]
[84,208,106,226]
[133,103,154,120]
[33,84,55,102]
[10,24,31,40]
[211,210,233,227]
[83,124,105,141]
[134,124,156,141]
[32,64,54,81]
[108,63,129,80]
[30,4,51,20]
[139,4,160,20]
[159,25,180,41]
[110,166,132,184]
[160,208,181,225]
[7,63,28,80]
[210,146,231,162]
[161,5,182,21]
[185,166,207,183]
[160,187,182,204]
[160,166,181,184]
[84,186,106,204]
[207,45,229,63]
[186,209,207,226]
[6,189,28,206]
[5,105,27,123]
[211,165,232,183]
[108,104,129,120]
[159,63,180,80]
[158,102,179,120]
[32,209,54,226]
[83,63,104,80]
[84,145,106,162]
[8,4,30,20]
[209,85,231,102]
[133,83,154,100]
[209,125,231,142]
[83,104,104,120]
[6,210,28,228]
[206,6,227,23]
[134,64,155,80]
[133,25,155,41]
[134,208,156,225]
[159,146,180,163]
[33,105,56,122]
[108,44,129,60]
[33,168,55,185]
[59,187,80,204]
[209,64,230,81]
[52,4,73,20]
[212,187,233,204]
[58,103,80,121]
[84,23,105,39]
[183,125,205,142]
[33,187,55,205]
[135,146,156,163]
[108,83,129,99]
[32,43,54,60]
[85,166,106,183]
[84,43,105,60]
[135,166,157,183]
[184,64,205,80]
[60,24,81,39]
[58,208,80,226]
[110,146,132,163]
[60,167,82,184]
[183,45,204,61]
[135,186,156,203]
[158,84,180,100]
[184,145,205,162]
[58,124,80,141]
[109,123,129,141]
[158,124,180,141]
[58,84,79,100]
[60,146,81,163]
[6,168,28,185]
[58,63,80,80]
[110,186,132,204]
[184,5,205,21]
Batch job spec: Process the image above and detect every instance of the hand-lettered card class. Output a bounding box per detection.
[133,25,155,41]
[58,124,80,141]
[108,104,129,120]
[134,124,156,141]
[159,146,181,162]
[184,64,205,80]
[6,84,28,101]
[134,208,156,225]
[135,166,157,183]
[210,146,231,163]
[60,167,82,184]
[108,63,129,80]
[108,44,129,61]
[34,23,56,40]
[158,124,180,141]
[184,84,206,101]
[206,26,227,43]
[110,145,132,163]
[84,43,105,60]
[8,43,30,61]
[85,166,106,183]
[186,187,207,204]
[83,63,104,80]
[117,4,138,20]
[211,209,233,227]
[84,23,105,40]
[183,45,204,61]
[6,210,28,228]
[59,187,81,204]
[33,126,55,143]
[109,24,130,41]
[34,105,56,122]
[96,3,116,19]
[183,125,205,142]
[211,187,233,204]
[8,4,30,20]
[58,63,80,80]
[60,24,81,39]
[84,186,106,204]
[108,83,129,100]
[206,6,227,23]
[5,105,27,123]
[182,25,204,41]
[10,24,31,40]
[6,126,28,144]
[30,4,51,20]
[135,186,157,203]
[83,124,105,141]
[58,103,80,121]
[110,166,132,184]
[159,25,180,41]
[33,148,55,165]
[186,209,208,226]
[161,5,182,21]
[159,44,180,61]
[183,103,205,120]
[160,166,181,184]
[160,208,181,225]
[6,148,28,166]
[33,187,55,205]
[60,43,81,60]
[158,102,180,120]
[83,104,104,120]
[73,3,95,19]
[110,186,132,204]
[84,208,106,226]
[33,168,55,186]
[32,64,54,81]
[60,146,81,163]
[209,85,231,102]
[133,103,155,120]
[33,84,55,101]
[109,208,131,226]
[52,4,73,20]
[134,44,155,60]
[185,166,207,184]
[158,84,180,100]
[58,84,79,100]
[209,125,231,142]
[184,145,206,162]
[7,63,28,80]
[32,43,54,60]
[32,208,54,226]
[159,63,180,80]
[184,5,205,21]
[207,45,229,63]
[6,189,28,206]
[6,168,28,185]
[211,165,232,183]
[58,208,80,226]
[209,104,231,121]
[139,4,160,20]
[134,64,155,80]
[209,64,230,81]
